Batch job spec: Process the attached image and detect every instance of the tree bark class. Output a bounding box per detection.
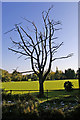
[39,78,44,96]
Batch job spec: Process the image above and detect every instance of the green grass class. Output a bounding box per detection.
[1,79,79,102]
[44,79,79,90]
[2,81,39,90]
[2,79,79,90]
[1,79,79,94]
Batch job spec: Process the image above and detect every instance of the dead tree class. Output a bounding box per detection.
[8,6,73,96]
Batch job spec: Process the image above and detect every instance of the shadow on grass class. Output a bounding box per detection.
[32,89,80,102]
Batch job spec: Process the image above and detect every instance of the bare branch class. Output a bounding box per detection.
[54,28,62,31]
[32,22,41,55]
[31,52,38,76]
[20,26,39,56]
[8,48,28,56]
[4,22,22,34]
[53,21,62,26]
[17,55,23,59]
[15,25,32,55]
[4,28,16,34]
[52,42,64,53]
[24,57,31,60]
[42,5,53,22]
[21,17,32,24]
[52,53,73,61]
[10,37,32,57]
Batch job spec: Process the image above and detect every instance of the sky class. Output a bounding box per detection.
[2,2,78,73]
[78,1,80,68]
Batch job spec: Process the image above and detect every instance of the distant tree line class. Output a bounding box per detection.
[46,67,77,80]
[0,67,78,82]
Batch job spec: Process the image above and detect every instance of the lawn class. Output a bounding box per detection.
[1,79,79,95]
[2,79,80,105]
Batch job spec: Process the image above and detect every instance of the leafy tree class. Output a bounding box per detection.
[76,70,79,79]
[1,69,11,82]
[77,68,80,90]
[46,70,55,80]
[65,68,76,79]
[50,71,55,80]
[46,72,51,80]
[54,67,63,80]
[31,73,39,81]
[11,70,22,81]
[22,75,27,81]
[64,81,73,91]
[7,6,73,96]
[26,74,32,81]
[0,69,2,81]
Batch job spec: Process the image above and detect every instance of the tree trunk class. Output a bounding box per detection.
[39,78,44,97]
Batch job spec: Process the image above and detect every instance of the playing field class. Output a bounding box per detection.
[2,79,79,91]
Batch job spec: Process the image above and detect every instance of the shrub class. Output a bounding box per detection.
[23,111,39,120]
[39,109,65,120]
[2,93,39,102]
[51,109,65,120]
[64,81,73,91]
[39,109,51,120]
[65,105,80,120]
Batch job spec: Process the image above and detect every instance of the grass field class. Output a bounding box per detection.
[1,79,79,92]
[1,79,79,101]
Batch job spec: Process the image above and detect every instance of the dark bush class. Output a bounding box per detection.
[23,111,39,120]
[65,105,80,120]
[51,109,64,120]
[39,109,51,120]
[39,109,65,120]
[2,104,80,120]
[64,81,73,91]
[2,93,38,102]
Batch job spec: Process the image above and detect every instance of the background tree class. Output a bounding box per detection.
[31,73,39,81]
[50,71,55,80]
[11,70,22,81]
[76,69,80,79]
[22,75,27,81]
[26,74,32,81]
[7,6,73,96]
[0,69,2,81]
[1,69,11,82]
[65,68,76,79]
[45,72,51,80]
[54,67,63,80]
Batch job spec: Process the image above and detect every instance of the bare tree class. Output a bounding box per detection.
[8,6,73,96]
